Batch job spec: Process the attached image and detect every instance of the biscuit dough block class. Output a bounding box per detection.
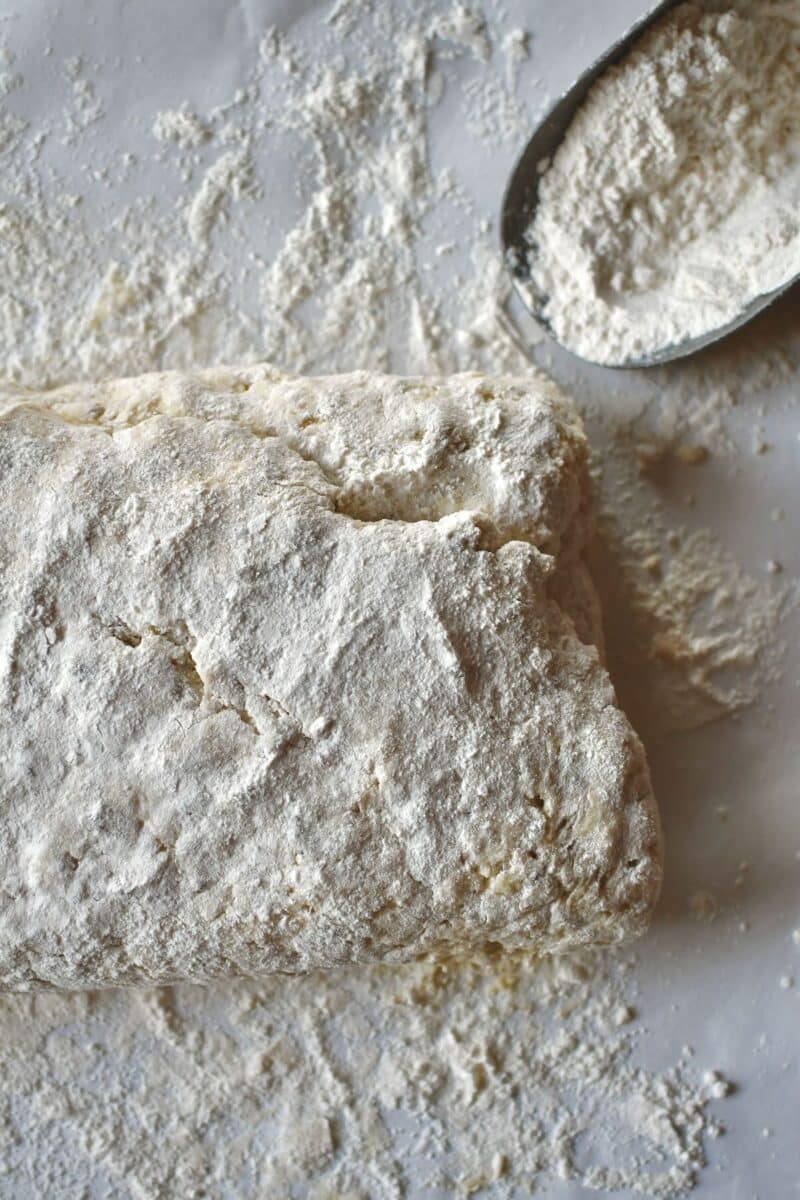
[0,365,662,990]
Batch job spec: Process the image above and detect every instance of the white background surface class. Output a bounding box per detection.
[1,1,799,1196]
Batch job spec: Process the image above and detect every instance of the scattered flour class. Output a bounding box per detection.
[593,457,789,739]
[524,1,800,365]
[152,104,210,149]
[0,0,793,1194]
[0,951,728,1197]
[0,4,528,388]
[185,149,255,245]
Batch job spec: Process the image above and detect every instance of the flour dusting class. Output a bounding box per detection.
[0,952,727,1197]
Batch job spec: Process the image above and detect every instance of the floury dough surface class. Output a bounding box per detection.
[524,1,800,366]
[0,365,661,990]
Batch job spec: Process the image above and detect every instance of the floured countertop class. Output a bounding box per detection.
[0,0,798,1196]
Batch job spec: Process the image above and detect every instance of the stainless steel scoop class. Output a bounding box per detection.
[500,0,798,369]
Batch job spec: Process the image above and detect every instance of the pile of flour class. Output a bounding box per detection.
[525,0,800,365]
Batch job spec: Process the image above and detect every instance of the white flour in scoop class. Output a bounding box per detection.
[525,1,800,365]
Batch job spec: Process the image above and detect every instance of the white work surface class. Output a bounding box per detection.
[0,1,798,1197]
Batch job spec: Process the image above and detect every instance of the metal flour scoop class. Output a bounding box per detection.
[501,0,798,368]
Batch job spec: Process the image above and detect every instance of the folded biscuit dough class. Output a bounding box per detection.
[0,365,662,990]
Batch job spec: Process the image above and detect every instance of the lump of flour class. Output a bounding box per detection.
[523,1,800,365]
[0,365,661,990]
